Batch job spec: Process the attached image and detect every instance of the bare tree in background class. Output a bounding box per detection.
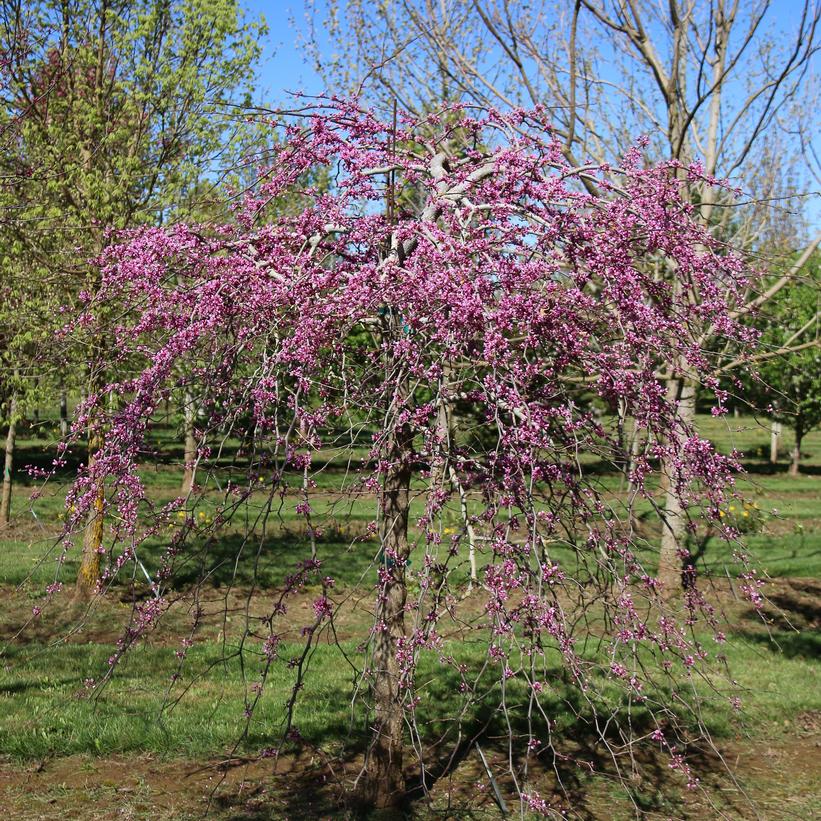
[308,0,820,593]
[311,1,818,234]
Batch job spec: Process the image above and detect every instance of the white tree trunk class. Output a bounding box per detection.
[658,378,696,595]
[1,392,18,527]
[770,420,782,464]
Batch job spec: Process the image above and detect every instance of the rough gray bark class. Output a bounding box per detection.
[364,412,413,808]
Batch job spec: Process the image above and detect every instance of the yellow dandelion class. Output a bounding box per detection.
[729,505,736,512]
[198,511,206,520]
[719,511,725,518]
[443,527,455,535]
[177,511,185,519]
[742,511,749,517]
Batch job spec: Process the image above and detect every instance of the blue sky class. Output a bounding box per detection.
[240,0,818,229]
[242,1,326,104]
[242,0,817,107]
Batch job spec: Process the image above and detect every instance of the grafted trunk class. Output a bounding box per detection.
[180,391,197,495]
[75,427,104,600]
[364,416,413,808]
[658,377,696,596]
[1,392,18,527]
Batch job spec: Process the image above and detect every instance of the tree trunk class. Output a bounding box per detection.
[75,427,104,600]
[364,415,412,808]
[658,377,696,596]
[626,416,643,529]
[59,388,69,438]
[770,420,781,464]
[180,391,197,495]
[1,392,18,527]
[789,429,803,477]
[432,367,478,587]
[450,465,478,587]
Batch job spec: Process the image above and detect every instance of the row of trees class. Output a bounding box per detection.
[5,0,818,575]
[0,0,264,537]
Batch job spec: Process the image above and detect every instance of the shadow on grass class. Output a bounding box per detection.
[734,578,821,659]
[209,659,751,821]
[146,530,380,591]
[0,676,79,695]
[735,629,821,659]
[735,461,821,477]
[13,428,376,484]
[766,579,821,626]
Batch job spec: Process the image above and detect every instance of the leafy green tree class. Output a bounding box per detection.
[754,251,821,475]
[0,0,264,593]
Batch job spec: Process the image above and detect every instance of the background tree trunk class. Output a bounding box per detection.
[658,378,696,595]
[626,416,643,529]
[180,391,197,495]
[432,367,478,588]
[770,420,782,464]
[75,427,104,600]
[449,464,478,587]
[789,427,803,476]
[1,391,18,527]
[59,387,69,438]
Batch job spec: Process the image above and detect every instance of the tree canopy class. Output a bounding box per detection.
[49,99,767,809]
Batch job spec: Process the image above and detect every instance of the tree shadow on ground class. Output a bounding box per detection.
[138,529,379,592]
[735,578,821,658]
[736,629,820,659]
[209,660,753,820]
[765,579,821,627]
[736,461,821,477]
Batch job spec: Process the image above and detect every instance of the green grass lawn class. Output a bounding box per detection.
[1,414,819,818]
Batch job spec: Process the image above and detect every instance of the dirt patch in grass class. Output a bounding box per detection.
[0,750,369,820]
[1,721,819,820]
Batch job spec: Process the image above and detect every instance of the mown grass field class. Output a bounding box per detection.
[0,414,819,819]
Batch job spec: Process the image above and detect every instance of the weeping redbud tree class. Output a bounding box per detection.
[58,100,761,812]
